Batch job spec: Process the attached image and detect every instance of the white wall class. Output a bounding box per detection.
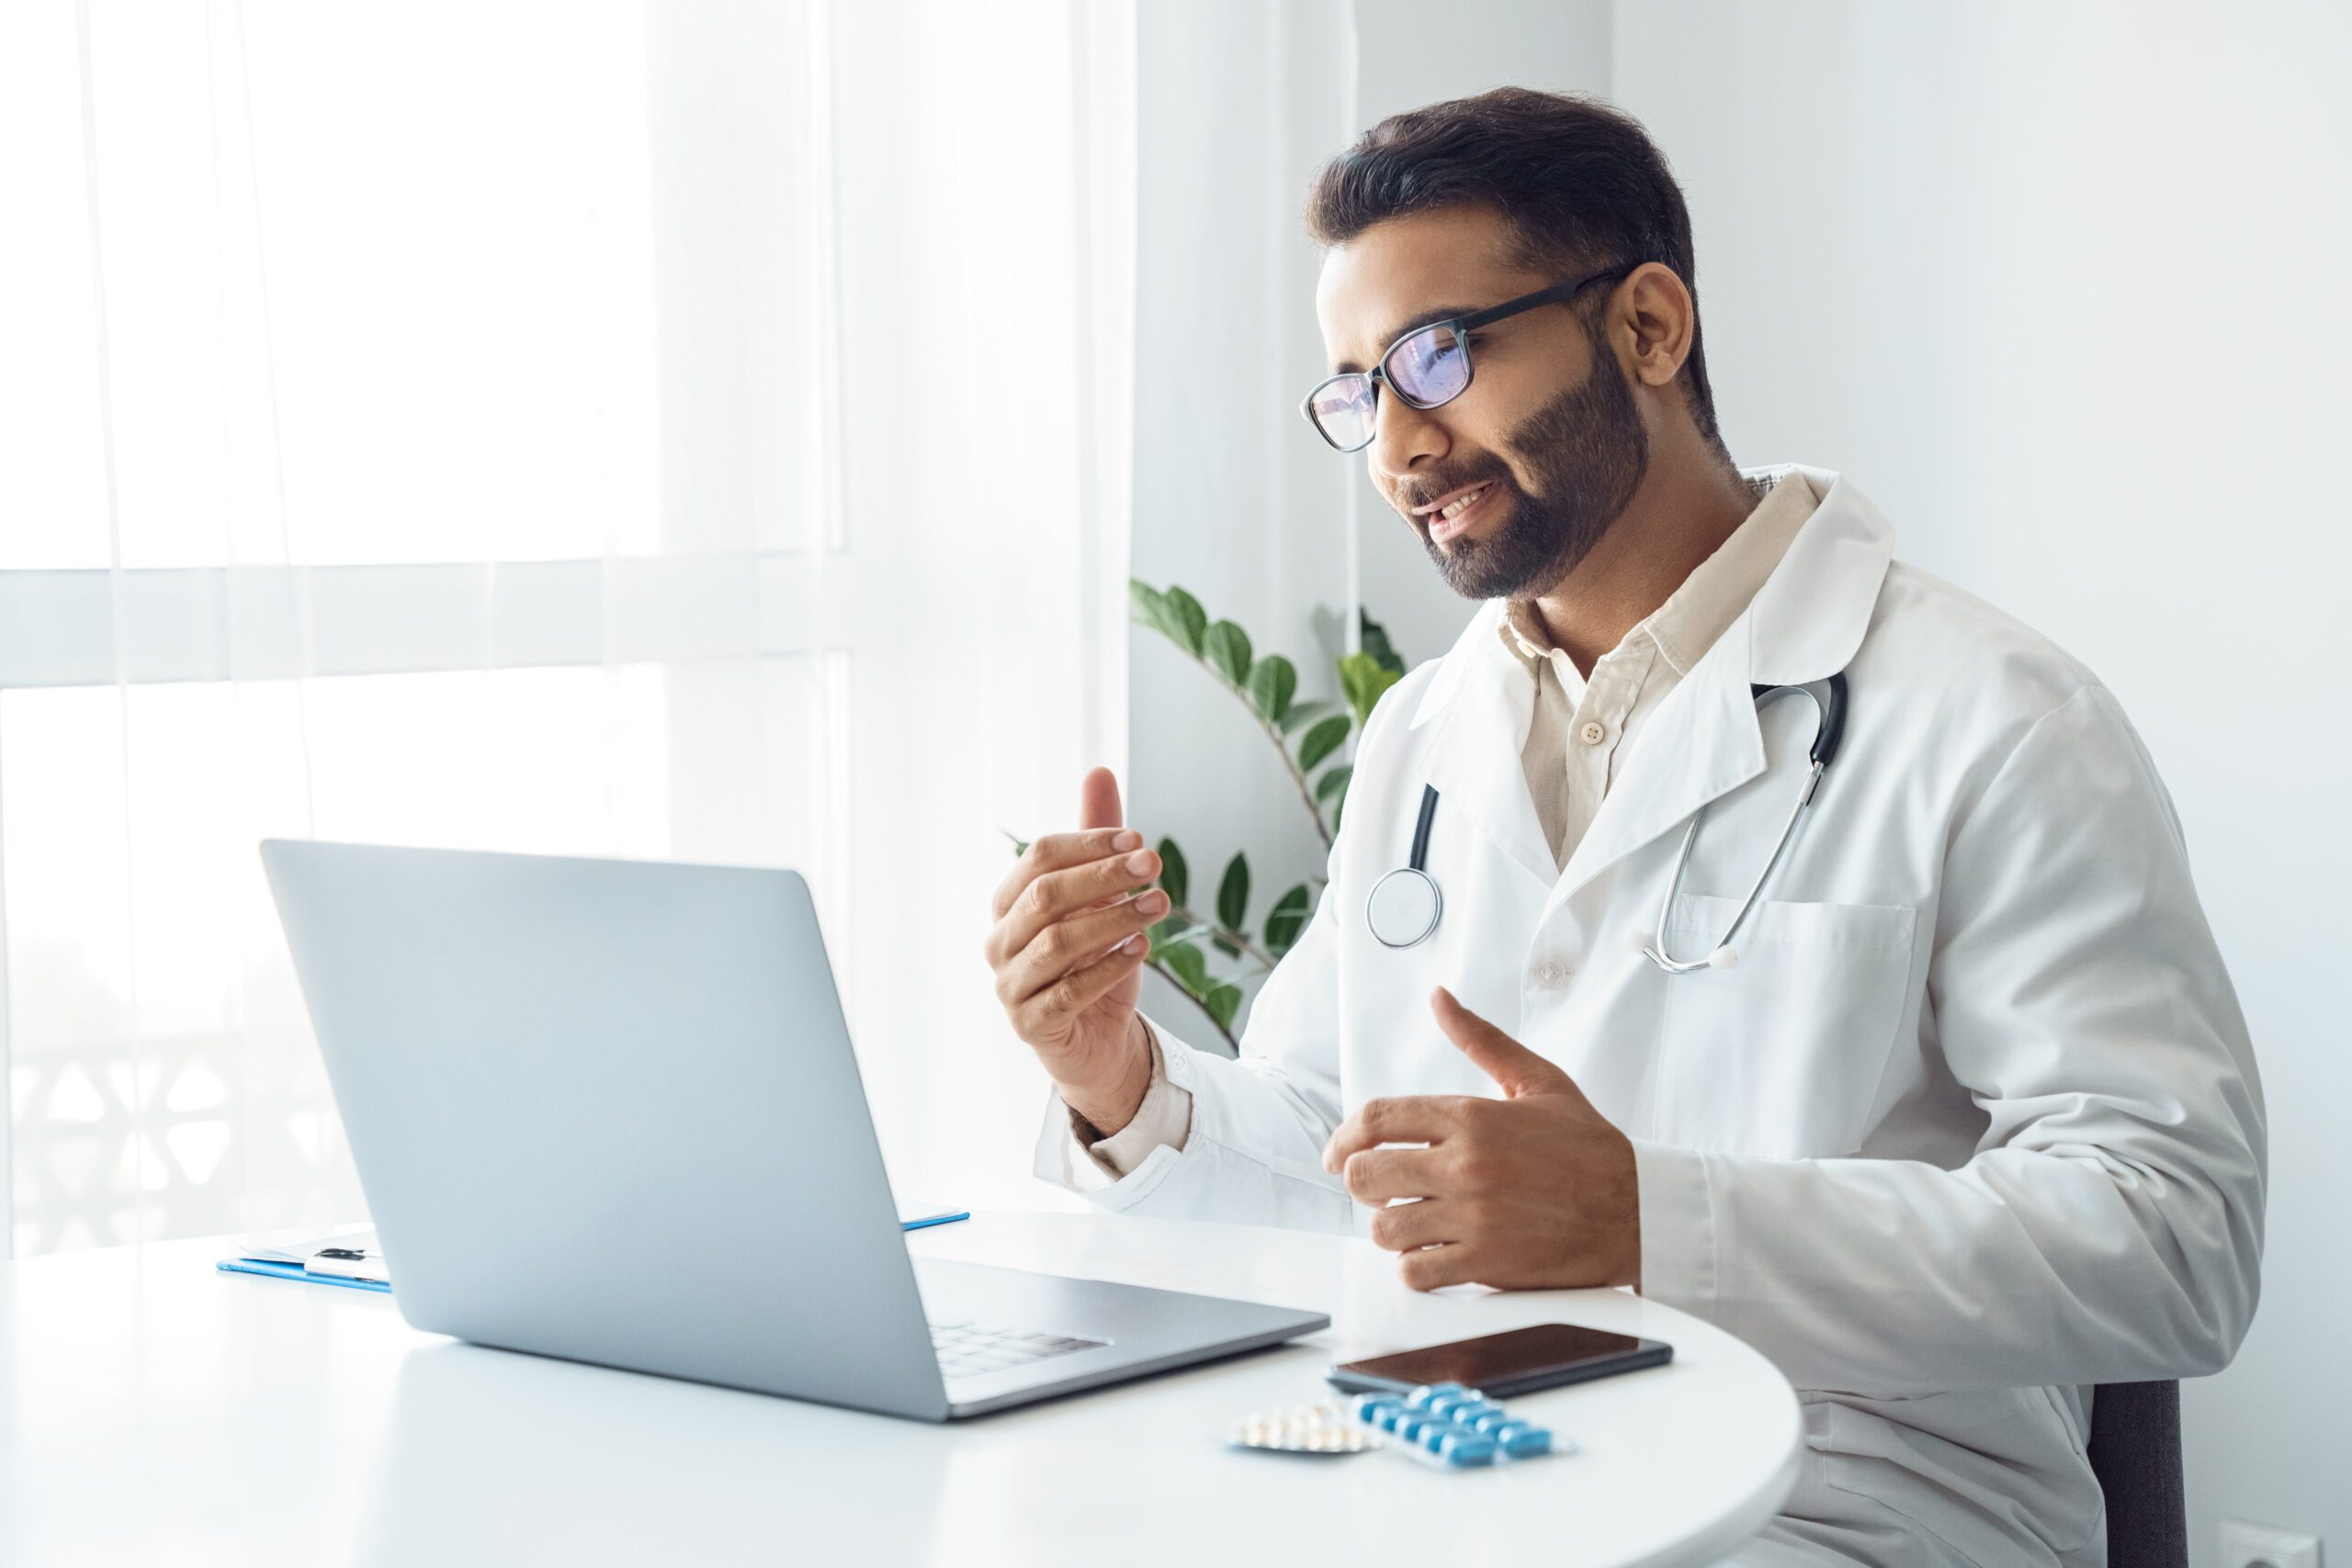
[1611,4,2349,1559]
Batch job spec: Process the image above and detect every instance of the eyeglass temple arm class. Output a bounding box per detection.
[1455,264,1641,333]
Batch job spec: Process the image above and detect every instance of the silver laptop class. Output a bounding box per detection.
[260,840,1327,1420]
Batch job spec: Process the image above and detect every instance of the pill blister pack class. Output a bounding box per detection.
[1226,1401,1379,1456]
[1228,1382,1573,1471]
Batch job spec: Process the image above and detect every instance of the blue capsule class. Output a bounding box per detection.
[1355,1394,1405,1426]
[1499,1426,1554,1459]
[1405,1382,1464,1410]
[1439,1431,1498,1466]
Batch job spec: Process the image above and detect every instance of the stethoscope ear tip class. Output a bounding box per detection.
[1708,944,1740,970]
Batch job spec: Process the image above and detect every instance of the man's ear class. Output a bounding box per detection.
[1617,262,1697,390]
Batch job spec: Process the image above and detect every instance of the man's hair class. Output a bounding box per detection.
[1306,87,1724,455]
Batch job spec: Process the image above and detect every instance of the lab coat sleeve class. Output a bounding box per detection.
[1632,683,2267,1393]
[1029,846,1357,1233]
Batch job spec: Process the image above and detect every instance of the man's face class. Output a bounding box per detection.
[1314,204,1648,601]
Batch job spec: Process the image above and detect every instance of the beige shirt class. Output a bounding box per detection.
[1069,469,1824,1185]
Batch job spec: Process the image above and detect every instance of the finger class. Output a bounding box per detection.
[992,846,1164,963]
[989,828,1146,920]
[1367,1197,1464,1255]
[1399,1240,1485,1293]
[1015,929,1150,1035]
[1321,1094,1472,1174]
[1340,1145,1450,1205]
[1079,765,1123,832]
[1003,888,1170,1006]
[1431,986,1577,1100]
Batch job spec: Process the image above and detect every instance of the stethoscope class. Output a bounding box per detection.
[1364,672,1849,976]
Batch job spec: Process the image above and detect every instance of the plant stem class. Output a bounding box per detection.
[1144,956,1240,1055]
[1162,899,1278,972]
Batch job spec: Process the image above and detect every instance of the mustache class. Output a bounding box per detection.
[1396,466,1517,516]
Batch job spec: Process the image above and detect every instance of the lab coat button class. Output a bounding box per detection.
[1532,959,1572,989]
[1579,719,1607,745]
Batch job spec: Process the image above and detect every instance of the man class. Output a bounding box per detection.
[981,88,2263,1565]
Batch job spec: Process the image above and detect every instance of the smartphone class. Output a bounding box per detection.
[1328,1322,1672,1398]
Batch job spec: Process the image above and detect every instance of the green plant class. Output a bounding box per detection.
[1008,583,1407,1053]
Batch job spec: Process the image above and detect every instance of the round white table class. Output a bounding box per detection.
[0,1210,1800,1567]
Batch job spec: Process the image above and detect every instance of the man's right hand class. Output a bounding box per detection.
[983,765,1165,1136]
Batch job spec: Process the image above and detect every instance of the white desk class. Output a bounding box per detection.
[1,1210,1799,1567]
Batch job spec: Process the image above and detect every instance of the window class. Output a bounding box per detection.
[0,0,1134,1253]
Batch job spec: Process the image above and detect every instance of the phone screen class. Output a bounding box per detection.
[1332,1323,1669,1396]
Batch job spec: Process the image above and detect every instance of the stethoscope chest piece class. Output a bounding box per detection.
[1367,782,1445,948]
[1367,864,1442,948]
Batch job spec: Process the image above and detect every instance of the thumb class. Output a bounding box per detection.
[1431,986,1580,1100]
[1079,766,1124,833]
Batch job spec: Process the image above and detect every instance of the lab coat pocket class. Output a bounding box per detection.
[1651,895,1916,1157]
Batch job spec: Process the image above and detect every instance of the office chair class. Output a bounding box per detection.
[2087,1381,2187,1568]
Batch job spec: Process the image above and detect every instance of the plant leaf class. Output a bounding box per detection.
[1216,852,1250,932]
[1315,763,1352,807]
[1202,620,1252,687]
[1205,982,1242,1032]
[1245,654,1297,727]
[1161,585,1208,656]
[1263,883,1310,955]
[1339,651,1402,728]
[1154,836,1189,911]
[1161,942,1209,996]
[1210,932,1240,959]
[1128,579,1170,634]
[1276,697,1336,735]
[1296,713,1351,773]
[1359,608,1406,675]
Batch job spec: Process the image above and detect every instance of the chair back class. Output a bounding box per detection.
[2086,1380,2187,1568]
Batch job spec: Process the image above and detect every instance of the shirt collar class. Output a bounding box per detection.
[1491,468,1819,678]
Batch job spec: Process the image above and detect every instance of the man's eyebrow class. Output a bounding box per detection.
[1332,303,1482,374]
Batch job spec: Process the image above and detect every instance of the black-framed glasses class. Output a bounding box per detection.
[1299,262,1640,452]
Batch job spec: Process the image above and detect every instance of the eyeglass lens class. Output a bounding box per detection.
[1308,323,1472,449]
[1386,324,1468,406]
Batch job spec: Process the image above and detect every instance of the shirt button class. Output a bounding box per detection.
[1532,959,1573,989]
[1578,719,1607,746]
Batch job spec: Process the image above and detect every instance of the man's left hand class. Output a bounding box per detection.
[1321,986,1641,1292]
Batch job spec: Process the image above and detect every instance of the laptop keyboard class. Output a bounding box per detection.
[929,1318,1105,1380]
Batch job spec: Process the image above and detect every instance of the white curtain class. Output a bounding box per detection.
[0,0,1135,1256]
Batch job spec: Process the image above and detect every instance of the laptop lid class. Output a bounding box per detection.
[261,840,951,1420]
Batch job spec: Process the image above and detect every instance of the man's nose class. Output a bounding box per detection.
[1367,390,1448,484]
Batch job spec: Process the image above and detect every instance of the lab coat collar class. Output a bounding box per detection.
[1399,463,1894,896]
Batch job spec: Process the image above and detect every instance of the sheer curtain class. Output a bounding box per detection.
[0,0,1135,1256]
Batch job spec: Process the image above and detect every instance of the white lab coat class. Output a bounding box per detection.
[1035,463,2264,1566]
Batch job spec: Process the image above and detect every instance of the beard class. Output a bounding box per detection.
[1419,324,1649,602]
